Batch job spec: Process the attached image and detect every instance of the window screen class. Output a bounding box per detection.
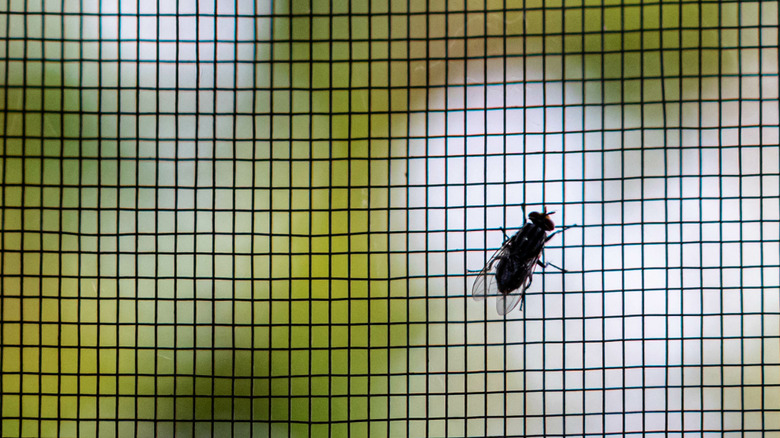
[1,1,779,437]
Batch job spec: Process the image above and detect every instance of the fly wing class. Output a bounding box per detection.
[471,244,507,301]
[496,291,523,316]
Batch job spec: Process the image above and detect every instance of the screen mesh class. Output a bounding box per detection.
[1,1,779,437]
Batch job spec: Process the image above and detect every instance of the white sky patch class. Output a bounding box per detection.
[403,35,780,435]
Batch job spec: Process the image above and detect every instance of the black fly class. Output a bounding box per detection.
[472,207,574,315]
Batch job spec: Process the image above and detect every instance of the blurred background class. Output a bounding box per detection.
[1,0,779,437]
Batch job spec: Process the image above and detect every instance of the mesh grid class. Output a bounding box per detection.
[1,1,779,437]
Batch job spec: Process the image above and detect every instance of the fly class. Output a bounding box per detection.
[472,207,574,315]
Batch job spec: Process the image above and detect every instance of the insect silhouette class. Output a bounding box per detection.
[472,207,574,315]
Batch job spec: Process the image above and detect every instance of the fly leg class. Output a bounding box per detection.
[500,202,529,242]
[466,256,498,273]
[519,292,526,311]
[545,224,576,242]
[524,258,564,311]
[519,275,532,311]
[545,223,577,242]
[537,258,567,272]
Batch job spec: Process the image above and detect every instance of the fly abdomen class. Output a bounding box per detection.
[495,255,528,294]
